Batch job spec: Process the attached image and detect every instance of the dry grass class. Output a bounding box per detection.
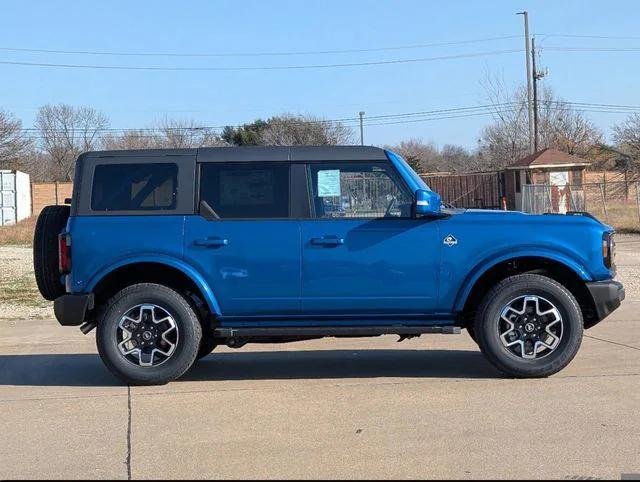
[0,217,36,246]
[586,204,640,233]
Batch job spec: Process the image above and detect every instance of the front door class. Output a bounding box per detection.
[300,160,441,317]
[183,161,300,317]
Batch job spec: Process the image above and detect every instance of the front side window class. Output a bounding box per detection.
[199,162,289,219]
[91,163,178,211]
[308,162,412,219]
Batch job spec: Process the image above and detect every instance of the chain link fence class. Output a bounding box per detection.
[522,182,640,231]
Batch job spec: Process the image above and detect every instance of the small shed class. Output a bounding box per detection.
[0,170,31,226]
[505,149,591,213]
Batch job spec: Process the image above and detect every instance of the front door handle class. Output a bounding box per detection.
[194,237,229,248]
[310,236,345,247]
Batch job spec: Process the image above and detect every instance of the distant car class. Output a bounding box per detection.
[33,146,624,385]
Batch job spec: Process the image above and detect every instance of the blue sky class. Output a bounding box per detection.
[1,0,639,149]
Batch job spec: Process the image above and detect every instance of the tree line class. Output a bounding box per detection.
[1,82,639,182]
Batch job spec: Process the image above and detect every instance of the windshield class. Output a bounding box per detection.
[386,150,430,192]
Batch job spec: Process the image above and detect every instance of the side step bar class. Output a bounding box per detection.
[214,326,461,338]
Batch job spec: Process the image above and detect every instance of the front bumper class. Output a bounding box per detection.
[54,293,94,326]
[585,280,625,327]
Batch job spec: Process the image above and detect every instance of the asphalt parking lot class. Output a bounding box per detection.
[1,241,639,479]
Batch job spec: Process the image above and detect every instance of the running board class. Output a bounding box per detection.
[213,326,461,338]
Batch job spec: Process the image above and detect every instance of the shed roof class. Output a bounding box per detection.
[506,148,591,170]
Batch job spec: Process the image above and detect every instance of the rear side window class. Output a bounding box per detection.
[91,163,178,212]
[199,162,289,219]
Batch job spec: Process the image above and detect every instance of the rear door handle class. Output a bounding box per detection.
[310,236,344,247]
[194,237,228,248]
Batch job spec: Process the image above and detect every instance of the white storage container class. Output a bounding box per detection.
[0,170,31,226]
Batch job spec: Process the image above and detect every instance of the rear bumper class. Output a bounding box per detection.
[585,280,625,326]
[54,293,94,326]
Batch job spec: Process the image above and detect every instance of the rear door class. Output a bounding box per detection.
[300,159,441,317]
[183,160,301,317]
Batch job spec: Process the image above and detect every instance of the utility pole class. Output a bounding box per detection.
[531,36,547,153]
[359,111,365,146]
[517,11,535,154]
[532,36,539,152]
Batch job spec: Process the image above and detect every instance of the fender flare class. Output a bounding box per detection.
[453,247,591,312]
[85,254,222,316]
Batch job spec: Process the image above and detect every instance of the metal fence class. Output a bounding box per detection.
[522,182,640,230]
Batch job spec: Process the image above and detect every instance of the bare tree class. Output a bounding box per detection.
[102,119,228,151]
[259,114,354,146]
[480,76,533,168]
[384,139,439,172]
[156,118,227,148]
[385,139,483,173]
[18,149,58,182]
[0,110,31,171]
[36,104,109,181]
[613,113,640,167]
[480,76,602,168]
[102,129,162,150]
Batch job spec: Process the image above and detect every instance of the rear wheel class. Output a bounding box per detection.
[96,283,202,385]
[33,205,70,301]
[474,274,583,378]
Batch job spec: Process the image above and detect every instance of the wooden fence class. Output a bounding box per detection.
[31,182,73,215]
[420,171,504,209]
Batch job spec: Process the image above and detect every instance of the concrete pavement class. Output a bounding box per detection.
[1,304,639,479]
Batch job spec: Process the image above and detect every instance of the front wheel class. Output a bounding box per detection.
[474,274,583,378]
[96,283,202,385]
[195,334,218,361]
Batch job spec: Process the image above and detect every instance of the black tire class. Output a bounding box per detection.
[33,205,70,301]
[467,326,478,344]
[196,334,218,361]
[96,283,202,386]
[474,274,583,379]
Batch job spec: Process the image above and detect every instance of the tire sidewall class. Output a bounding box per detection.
[33,205,70,301]
[476,276,583,377]
[97,285,201,385]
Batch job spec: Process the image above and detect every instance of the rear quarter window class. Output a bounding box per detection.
[91,163,178,212]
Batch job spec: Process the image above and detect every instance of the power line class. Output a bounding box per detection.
[18,101,640,141]
[544,46,640,52]
[0,49,523,72]
[0,35,521,58]
[19,103,517,135]
[537,33,640,41]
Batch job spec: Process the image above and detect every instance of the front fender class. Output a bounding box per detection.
[84,254,221,316]
[453,247,592,312]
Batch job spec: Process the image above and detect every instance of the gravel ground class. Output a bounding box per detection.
[613,234,640,301]
[0,235,638,321]
[0,245,53,320]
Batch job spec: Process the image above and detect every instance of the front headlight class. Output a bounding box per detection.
[603,232,616,269]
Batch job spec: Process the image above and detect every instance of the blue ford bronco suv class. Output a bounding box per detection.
[33,146,624,385]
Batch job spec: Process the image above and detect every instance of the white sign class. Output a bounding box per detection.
[550,171,569,187]
[317,170,341,197]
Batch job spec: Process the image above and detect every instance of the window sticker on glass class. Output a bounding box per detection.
[317,170,341,197]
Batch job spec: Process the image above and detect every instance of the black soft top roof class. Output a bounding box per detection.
[81,145,389,162]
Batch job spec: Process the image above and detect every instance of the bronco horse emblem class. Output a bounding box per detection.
[443,235,458,247]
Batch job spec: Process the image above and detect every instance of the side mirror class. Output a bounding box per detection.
[414,189,442,216]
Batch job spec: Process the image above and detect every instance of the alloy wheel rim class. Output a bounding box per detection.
[498,295,563,360]
[116,304,179,367]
